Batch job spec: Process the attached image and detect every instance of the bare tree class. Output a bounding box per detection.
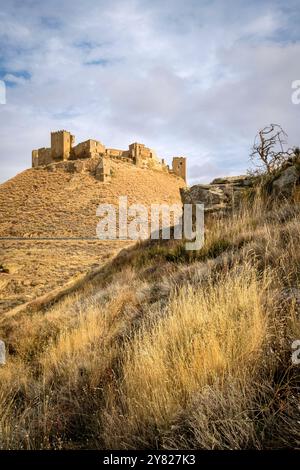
[250,124,292,175]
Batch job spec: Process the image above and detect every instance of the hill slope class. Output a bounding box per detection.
[0,160,185,238]
[0,193,300,449]
[0,160,185,313]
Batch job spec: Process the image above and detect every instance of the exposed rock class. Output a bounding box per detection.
[181,185,227,208]
[272,165,300,197]
[0,264,9,274]
[181,163,300,214]
[211,175,253,186]
[180,175,253,213]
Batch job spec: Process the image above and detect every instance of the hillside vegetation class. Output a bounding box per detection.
[0,189,300,449]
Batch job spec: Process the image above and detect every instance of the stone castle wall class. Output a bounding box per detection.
[32,130,187,182]
[32,147,52,167]
[71,139,106,160]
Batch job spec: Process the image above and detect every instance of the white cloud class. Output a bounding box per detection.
[0,0,300,184]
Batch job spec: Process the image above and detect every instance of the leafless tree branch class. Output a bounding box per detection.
[249,124,291,175]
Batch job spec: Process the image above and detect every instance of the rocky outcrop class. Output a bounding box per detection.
[271,165,300,197]
[181,160,300,214]
[180,175,253,213]
[210,175,253,186]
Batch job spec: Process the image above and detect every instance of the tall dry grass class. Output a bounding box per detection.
[102,264,269,449]
[1,193,300,449]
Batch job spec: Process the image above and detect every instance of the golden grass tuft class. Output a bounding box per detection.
[102,265,270,448]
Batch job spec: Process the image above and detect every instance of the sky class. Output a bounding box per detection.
[0,0,300,185]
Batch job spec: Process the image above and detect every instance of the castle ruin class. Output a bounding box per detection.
[32,131,186,182]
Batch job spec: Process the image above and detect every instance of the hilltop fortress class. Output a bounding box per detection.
[32,130,186,182]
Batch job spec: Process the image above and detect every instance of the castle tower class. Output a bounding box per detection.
[51,130,74,161]
[172,157,186,182]
[32,150,39,168]
[129,142,141,166]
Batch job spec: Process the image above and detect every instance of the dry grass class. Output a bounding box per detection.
[0,159,184,314]
[103,265,269,449]
[0,192,300,449]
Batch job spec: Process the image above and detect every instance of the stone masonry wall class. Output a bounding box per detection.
[32,130,187,183]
